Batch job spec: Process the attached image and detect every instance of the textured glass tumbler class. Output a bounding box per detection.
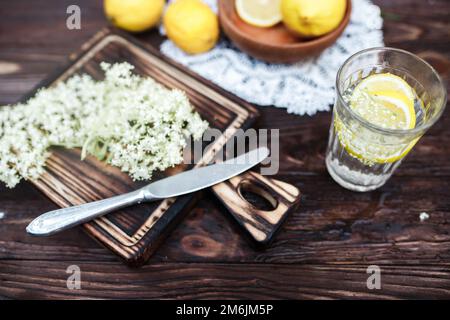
[326,47,447,192]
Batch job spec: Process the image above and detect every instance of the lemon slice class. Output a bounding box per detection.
[336,73,421,164]
[351,90,416,130]
[353,73,415,103]
[235,0,282,27]
[350,73,416,130]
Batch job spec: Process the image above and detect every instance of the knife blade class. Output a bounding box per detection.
[143,147,269,198]
[26,147,269,236]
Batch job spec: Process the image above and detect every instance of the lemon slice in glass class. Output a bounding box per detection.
[336,73,421,164]
[235,0,282,27]
[351,90,416,130]
[353,73,415,104]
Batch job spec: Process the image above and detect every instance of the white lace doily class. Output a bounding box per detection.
[160,0,384,115]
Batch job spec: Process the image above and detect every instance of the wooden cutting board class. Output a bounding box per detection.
[23,28,301,266]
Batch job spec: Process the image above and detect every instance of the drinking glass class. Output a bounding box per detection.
[326,47,447,192]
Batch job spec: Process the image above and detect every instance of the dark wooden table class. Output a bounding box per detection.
[0,0,449,299]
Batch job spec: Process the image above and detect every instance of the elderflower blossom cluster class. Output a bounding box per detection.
[0,62,208,188]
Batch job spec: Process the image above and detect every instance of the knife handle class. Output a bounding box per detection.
[26,189,147,236]
[211,171,301,245]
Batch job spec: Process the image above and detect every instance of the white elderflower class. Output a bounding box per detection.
[0,62,208,188]
[419,212,429,222]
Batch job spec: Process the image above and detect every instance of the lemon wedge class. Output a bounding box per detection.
[235,0,282,27]
[335,73,421,164]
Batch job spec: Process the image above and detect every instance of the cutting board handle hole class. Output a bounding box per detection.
[238,180,278,211]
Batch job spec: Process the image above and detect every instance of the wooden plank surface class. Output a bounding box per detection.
[0,0,449,299]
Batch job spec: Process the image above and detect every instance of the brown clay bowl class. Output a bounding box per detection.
[218,0,352,63]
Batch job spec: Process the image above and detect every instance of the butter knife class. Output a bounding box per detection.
[27,147,269,236]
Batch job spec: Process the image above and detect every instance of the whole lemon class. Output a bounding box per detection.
[164,0,219,54]
[281,0,347,38]
[104,0,165,32]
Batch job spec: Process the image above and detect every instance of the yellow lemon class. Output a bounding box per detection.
[235,0,282,28]
[281,0,347,37]
[164,0,219,54]
[104,0,165,32]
